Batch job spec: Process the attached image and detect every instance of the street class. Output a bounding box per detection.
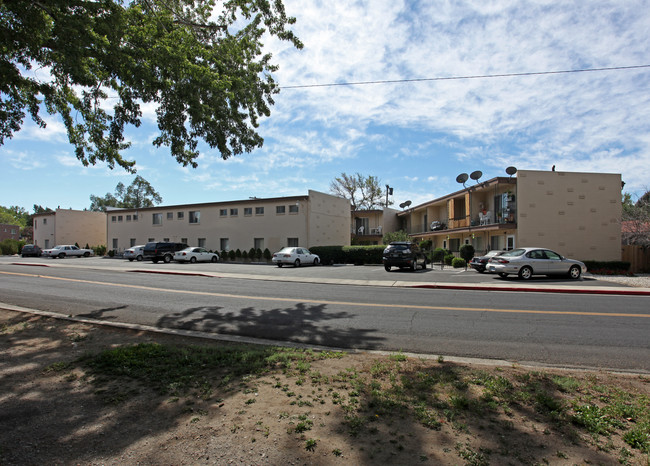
[1,257,649,372]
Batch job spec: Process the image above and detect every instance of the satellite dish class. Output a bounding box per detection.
[399,202,406,209]
[404,200,412,207]
[470,170,483,182]
[505,166,517,176]
[456,173,469,184]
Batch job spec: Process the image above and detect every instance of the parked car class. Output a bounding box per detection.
[382,241,427,272]
[123,245,145,261]
[143,242,188,263]
[469,250,505,273]
[20,244,42,257]
[43,245,94,258]
[272,247,320,267]
[487,247,586,280]
[174,247,219,263]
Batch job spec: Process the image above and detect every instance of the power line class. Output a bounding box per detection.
[280,64,650,90]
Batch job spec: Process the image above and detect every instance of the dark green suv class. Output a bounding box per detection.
[143,242,188,263]
[382,241,427,272]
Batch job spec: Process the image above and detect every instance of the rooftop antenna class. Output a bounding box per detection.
[505,166,517,178]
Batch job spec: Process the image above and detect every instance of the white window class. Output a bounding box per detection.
[133,214,138,221]
[289,204,299,213]
[112,238,118,249]
[177,212,184,220]
[189,211,200,224]
[126,215,132,221]
[220,238,230,251]
[255,207,264,215]
[276,206,286,214]
[220,209,227,217]
[130,238,136,247]
[244,207,252,216]
[181,238,188,244]
[198,238,206,247]
[153,213,162,225]
[287,237,299,247]
[111,216,117,222]
[230,208,238,216]
[167,212,173,220]
[117,215,123,222]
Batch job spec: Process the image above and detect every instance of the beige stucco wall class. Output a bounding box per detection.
[106,190,351,253]
[516,170,621,261]
[33,209,106,248]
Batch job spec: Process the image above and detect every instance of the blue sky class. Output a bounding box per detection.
[2,0,650,212]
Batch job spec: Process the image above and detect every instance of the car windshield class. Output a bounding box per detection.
[500,248,526,257]
[485,250,503,257]
[278,247,296,254]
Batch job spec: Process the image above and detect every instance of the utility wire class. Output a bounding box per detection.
[280,64,650,89]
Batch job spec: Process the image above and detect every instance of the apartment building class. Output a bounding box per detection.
[351,207,400,244]
[0,223,21,242]
[32,208,107,249]
[399,169,622,262]
[106,190,351,253]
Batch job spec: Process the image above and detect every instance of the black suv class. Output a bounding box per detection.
[382,241,427,272]
[143,242,188,263]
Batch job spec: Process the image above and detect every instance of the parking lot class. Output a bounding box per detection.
[1,254,636,291]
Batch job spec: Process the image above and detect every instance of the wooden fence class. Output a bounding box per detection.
[622,245,650,273]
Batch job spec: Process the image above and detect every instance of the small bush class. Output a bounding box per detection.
[235,249,242,258]
[459,244,475,263]
[241,249,248,260]
[255,248,263,260]
[221,250,228,261]
[263,248,272,261]
[583,260,631,275]
[92,245,107,256]
[430,248,448,264]
[452,257,466,268]
[444,254,455,266]
[228,250,236,260]
[0,239,21,255]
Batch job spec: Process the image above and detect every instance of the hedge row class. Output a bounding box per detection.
[309,245,385,265]
[583,260,631,274]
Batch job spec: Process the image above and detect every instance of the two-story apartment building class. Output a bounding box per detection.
[0,223,21,242]
[399,169,621,262]
[32,209,106,249]
[106,190,351,253]
[351,207,401,245]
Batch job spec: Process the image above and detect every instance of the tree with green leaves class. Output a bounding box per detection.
[1,0,302,172]
[330,172,389,210]
[622,191,650,248]
[90,176,162,211]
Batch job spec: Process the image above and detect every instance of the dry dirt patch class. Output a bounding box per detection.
[1,309,648,465]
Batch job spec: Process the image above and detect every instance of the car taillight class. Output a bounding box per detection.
[494,258,509,264]
[182,252,187,256]
[283,254,291,258]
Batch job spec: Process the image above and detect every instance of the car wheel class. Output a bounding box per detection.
[163,254,172,263]
[313,258,319,266]
[518,266,533,280]
[498,272,508,278]
[58,253,65,259]
[211,256,218,263]
[421,258,427,270]
[384,265,391,272]
[83,252,90,257]
[136,255,143,261]
[410,260,416,271]
[568,265,581,279]
[294,259,301,267]
[190,256,197,263]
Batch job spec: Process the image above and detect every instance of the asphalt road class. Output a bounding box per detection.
[1,257,649,372]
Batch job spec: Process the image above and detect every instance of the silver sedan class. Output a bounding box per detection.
[487,247,587,280]
[272,247,320,267]
[173,247,219,263]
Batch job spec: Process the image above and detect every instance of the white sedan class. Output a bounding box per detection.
[43,245,94,258]
[272,247,320,267]
[173,247,219,263]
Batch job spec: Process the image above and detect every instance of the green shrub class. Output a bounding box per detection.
[92,245,107,256]
[235,248,242,258]
[255,248,263,260]
[0,239,20,255]
[430,248,447,263]
[419,240,432,252]
[444,254,455,266]
[241,249,248,259]
[107,249,115,257]
[263,248,272,261]
[582,260,631,274]
[248,248,256,260]
[382,230,409,244]
[459,244,475,263]
[228,250,236,260]
[309,245,384,265]
[221,249,228,261]
[452,257,466,268]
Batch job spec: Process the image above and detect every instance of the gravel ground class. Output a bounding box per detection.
[592,273,650,287]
